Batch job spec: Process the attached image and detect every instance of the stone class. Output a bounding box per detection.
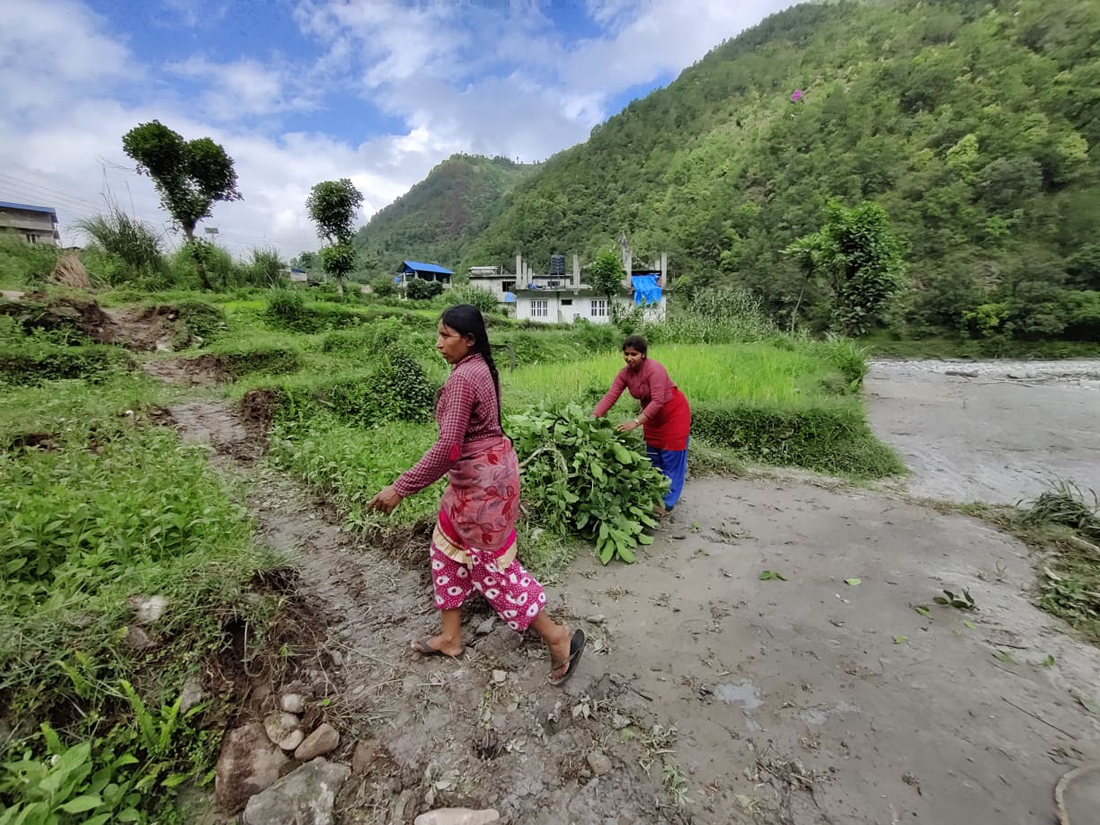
[280,693,306,714]
[215,722,292,813]
[124,626,154,650]
[351,740,380,775]
[491,670,507,684]
[264,711,305,752]
[129,594,168,624]
[611,713,631,731]
[241,758,350,825]
[475,617,496,636]
[294,723,340,761]
[586,751,613,777]
[179,676,204,713]
[585,614,606,625]
[414,809,501,825]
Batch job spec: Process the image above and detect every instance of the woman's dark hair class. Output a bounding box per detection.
[441,304,502,425]
[622,334,648,355]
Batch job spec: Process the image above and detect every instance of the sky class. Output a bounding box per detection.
[0,0,792,256]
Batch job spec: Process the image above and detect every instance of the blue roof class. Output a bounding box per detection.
[0,201,57,218]
[402,260,453,275]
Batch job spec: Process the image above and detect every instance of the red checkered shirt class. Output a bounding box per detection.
[394,354,503,497]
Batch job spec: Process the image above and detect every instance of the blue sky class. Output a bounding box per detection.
[0,0,792,255]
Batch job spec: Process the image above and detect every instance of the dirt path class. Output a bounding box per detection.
[171,400,689,824]
[866,360,1100,505]
[169,397,1100,824]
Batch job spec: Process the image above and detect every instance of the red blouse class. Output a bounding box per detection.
[593,358,691,451]
[394,354,503,497]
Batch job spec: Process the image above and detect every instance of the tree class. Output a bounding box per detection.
[306,179,364,292]
[122,121,241,290]
[785,201,905,336]
[589,249,625,304]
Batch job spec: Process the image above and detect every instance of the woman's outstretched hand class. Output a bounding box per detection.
[615,420,639,433]
[368,485,403,514]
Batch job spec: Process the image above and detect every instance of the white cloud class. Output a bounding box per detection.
[167,56,317,120]
[0,0,796,257]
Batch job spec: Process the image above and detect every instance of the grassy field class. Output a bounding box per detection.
[0,283,901,820]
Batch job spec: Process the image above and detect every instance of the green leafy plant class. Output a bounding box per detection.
[933,588,977,610]
[507,404,667,563]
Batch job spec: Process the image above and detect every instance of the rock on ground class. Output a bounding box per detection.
[215,723,292,814]
[413,809,501,825]
[265,711,305,751]
[281,692,306,714]
[294,723,340,761]
[241,758,351,825]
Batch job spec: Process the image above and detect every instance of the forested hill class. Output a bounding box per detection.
[352,154,534,270]
[440,0,1096,338]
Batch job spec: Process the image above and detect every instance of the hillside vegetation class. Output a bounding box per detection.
[352,154,534,272]
[364,0,1100,345]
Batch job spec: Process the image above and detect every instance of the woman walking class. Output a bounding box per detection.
[592,335,692,515]
[369,305,585,684]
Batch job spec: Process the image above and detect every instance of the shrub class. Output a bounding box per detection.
[371,274,397,298]
[244,247,288,287]
[449,285,499,314]
[76,208,165,283]
[507,404,667,564]
[406,278,443,300]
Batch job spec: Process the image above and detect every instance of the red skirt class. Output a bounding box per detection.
[643,388,691,452]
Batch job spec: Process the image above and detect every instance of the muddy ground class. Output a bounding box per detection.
[866,359,1100,505]
[170,374,1100,824]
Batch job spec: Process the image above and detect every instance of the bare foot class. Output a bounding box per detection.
[546,625,572,681]
[412,633,463,657]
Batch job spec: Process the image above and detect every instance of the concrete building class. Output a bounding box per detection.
[0,202,60,245]
[511,251,667,325]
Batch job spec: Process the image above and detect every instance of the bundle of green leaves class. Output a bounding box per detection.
[507,404,667,563]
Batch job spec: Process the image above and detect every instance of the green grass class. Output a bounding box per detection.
[0,410,284,822]
[861,332,1100,360]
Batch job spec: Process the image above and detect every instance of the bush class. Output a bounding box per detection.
[76,208,165,284]
[0,344,131,385]
[243,247,288,287]
[325,348,436,424]
[406,278,443,300]
[371,274,397,298]
[507,404,667,563]
[449,285,499,314]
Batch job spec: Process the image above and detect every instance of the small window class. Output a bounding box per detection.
[531,299,548,318]
[591,299,607,318]
[561,299,573,306]
[25,233,38,244]
[502,280,515,292]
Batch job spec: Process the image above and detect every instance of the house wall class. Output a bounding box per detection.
[0,208,59,245]
[515,292,666,325]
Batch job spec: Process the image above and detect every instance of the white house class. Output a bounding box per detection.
[467,265,517,311]
[510,252,667,325]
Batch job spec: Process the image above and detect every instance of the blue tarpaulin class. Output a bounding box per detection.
[632,275,662,306]
[503,292,516,303]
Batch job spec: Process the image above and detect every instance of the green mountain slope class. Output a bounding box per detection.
[353,154,534,271]
[453,0,1098,336]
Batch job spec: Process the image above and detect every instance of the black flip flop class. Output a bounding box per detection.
[548,629,586,686]
[411,637,464,659]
